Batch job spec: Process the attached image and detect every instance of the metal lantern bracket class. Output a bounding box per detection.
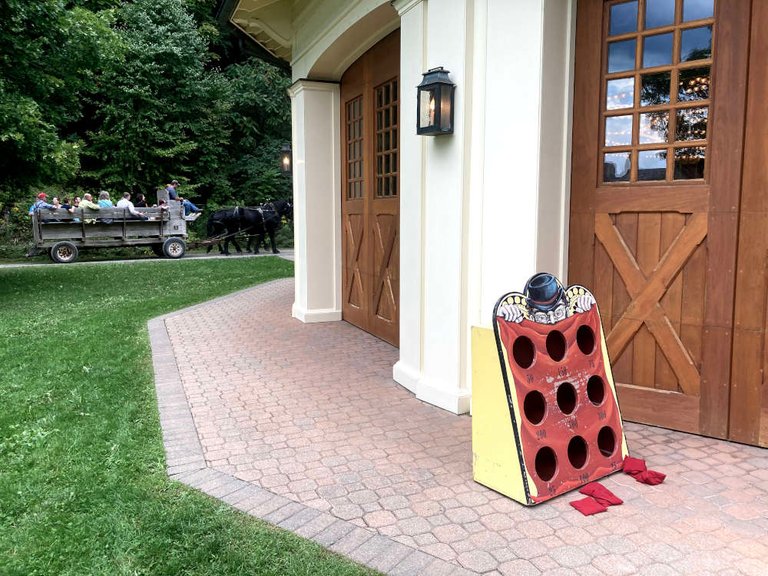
[417,67,456,136]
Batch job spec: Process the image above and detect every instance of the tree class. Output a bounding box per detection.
[215,58,292,206]
[82,0,232,200]
[0,1,116,203]
[0,0,293,247]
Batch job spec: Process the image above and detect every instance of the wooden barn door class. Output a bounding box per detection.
[340,31,400,346]
[568,0,750,439]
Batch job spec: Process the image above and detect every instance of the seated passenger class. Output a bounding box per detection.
[98,191,114,207]
[98,191,114,223]
[67,197,80,221]
[78,193,100,224]
[28,192,57,221]
[116,192,148,220]
[166,179,201,215]
[134,193,148,208]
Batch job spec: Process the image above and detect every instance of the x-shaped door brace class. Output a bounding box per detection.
[594,212,708,396]
[373,216,397,315]
[345,216,365,304]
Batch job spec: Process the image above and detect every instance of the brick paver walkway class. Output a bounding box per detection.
[150,278,768,575]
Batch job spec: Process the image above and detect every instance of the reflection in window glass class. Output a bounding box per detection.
[604,152,631,182]
[639,112,669,144]
[674,147,706,179]
[645,0,675,29]
[643,33,673,68]
[638,150,667,181]
[683,0,714,22]
[678,67,710,101]
[606,77,634,110]
[641,71,671,106]
[605,115,633,146]
[681,26,712,62]
[676,107,708,141]
[610,1,638,36]
[608,39,637,73]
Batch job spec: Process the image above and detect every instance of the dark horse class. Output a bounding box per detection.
[206,200,292,255]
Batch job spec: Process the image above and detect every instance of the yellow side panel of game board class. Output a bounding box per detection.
[471,327,527,503]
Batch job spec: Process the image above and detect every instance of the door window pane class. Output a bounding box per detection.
[676,107,708,141]
[674,147,706,179]
[605,115,633,146]
[683,0,714,22]
[643,33,673,68]
[680,26,712,62]
[645,0,675,29]
[639,111,669,143]
[640,71,671,106]
[604,152,631,182]
[606,77,635,109]
[678,67,710,101]
[608,39,637,73]
[610,1,638,36]
[638,149,667,181]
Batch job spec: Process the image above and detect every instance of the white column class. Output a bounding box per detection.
[392,0,426,395]
[288,80,343,323]
[476,0,575,322]
[416,0,473,414]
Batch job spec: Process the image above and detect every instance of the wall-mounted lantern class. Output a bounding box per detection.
[279,142,292,173]
[416,67,456,136]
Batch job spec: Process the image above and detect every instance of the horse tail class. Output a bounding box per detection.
[206,213,216,237]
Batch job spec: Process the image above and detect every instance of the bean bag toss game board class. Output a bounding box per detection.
[472,273,628,505]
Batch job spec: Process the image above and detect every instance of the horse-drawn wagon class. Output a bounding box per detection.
[31,203,192,263]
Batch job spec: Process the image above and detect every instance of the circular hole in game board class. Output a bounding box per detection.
[535,446,557,482]
[524,391,547,425]
[587,375,606,405]
[557,382,577,415]
[513,336,535,368]
[568,435,589,469]
[577,324,596,355]
[546,330,567,361]
[598,426,617,457]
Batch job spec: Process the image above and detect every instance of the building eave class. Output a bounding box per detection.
[228,0,294,64]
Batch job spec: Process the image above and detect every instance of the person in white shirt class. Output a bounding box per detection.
[116,192,148,220]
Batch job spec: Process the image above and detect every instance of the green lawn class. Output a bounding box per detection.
[0,258,377,576]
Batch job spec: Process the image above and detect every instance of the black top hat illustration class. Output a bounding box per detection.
[524,272,565,312]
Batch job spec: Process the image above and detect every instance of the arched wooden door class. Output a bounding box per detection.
[340,31,400,347]
[568,0,755,439]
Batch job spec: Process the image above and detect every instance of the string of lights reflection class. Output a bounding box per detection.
[605,72,710,110]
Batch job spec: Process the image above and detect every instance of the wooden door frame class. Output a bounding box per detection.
[730,0,768,447]
[569,0,750,438]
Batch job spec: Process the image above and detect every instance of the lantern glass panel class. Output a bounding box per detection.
[419,88,436,130]
[439,85,453,131]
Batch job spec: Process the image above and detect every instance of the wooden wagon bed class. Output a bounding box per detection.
[31,205,192,263]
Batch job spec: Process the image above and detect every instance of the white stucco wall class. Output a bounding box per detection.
[412,0,475,413]
[392,0,426,396]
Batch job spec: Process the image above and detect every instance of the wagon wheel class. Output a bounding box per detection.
[162,237,186,259]
[151,243,164,257]
[50,241,79,264]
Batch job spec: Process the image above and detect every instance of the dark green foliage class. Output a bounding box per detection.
[83,0,229,198]
[0,0,292,245]
[0,1,116,197]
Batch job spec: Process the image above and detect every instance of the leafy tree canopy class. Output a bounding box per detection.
[0,0,291,221]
